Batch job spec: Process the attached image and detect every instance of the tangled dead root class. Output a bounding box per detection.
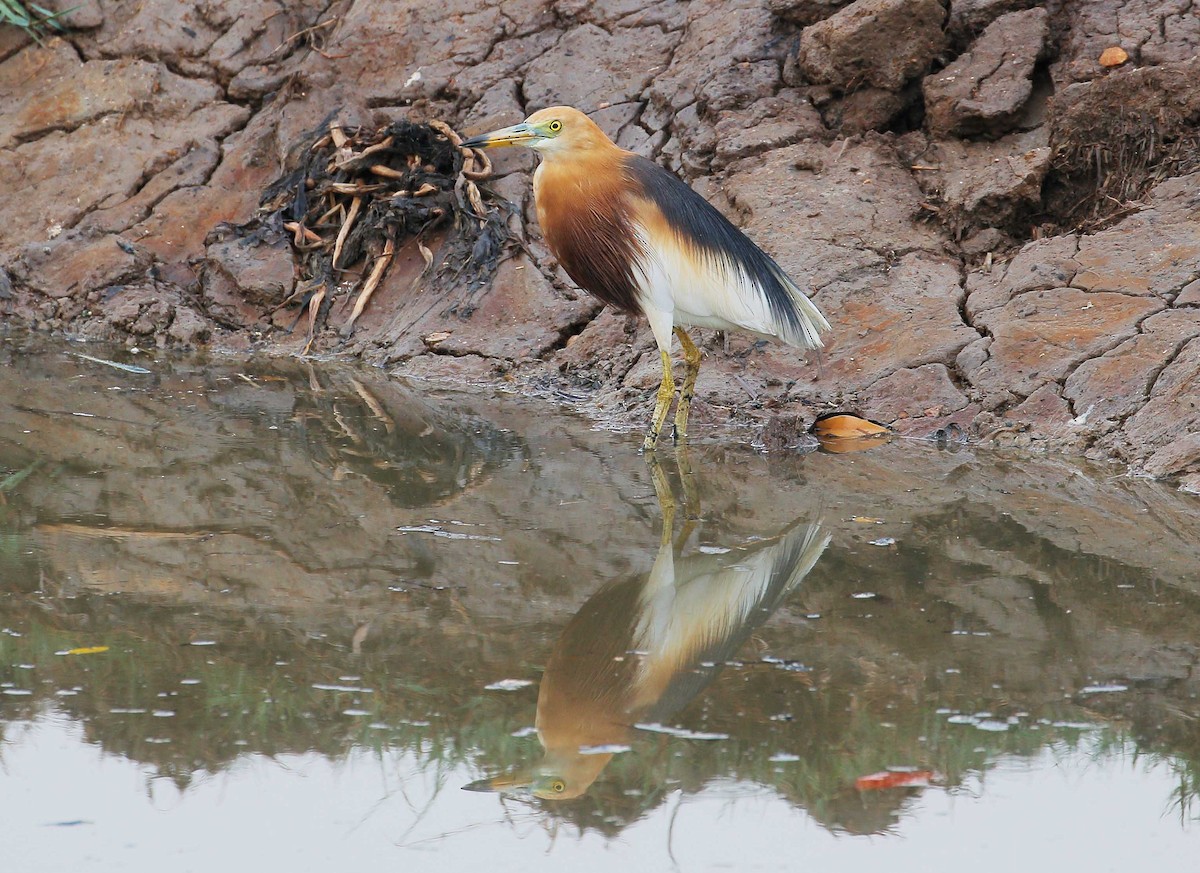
[215,114,516,349]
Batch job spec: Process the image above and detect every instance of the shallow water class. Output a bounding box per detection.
[3,334,1200,872]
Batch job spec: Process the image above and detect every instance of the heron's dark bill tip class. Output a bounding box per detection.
[459,135,491,149]
[462,777,498,792]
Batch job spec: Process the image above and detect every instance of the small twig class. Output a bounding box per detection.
[734,376,759,400]
[331,195,362,270]
[333,135,395,172]
[369,164,406,180]
[283,221,322,245]
[314,201,345,227]
[271,16,338,57]
[303,285,326,354]
[341,236,396,336]
[328,181,385,195]
[356,135,395,161]
[312,45,352,60]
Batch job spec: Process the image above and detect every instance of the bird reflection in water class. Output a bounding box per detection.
[465,454,829,800]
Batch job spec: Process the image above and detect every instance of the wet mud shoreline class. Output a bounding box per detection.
[1,0,1197,485]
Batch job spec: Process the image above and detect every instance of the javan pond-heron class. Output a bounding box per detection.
[460,106,832,451]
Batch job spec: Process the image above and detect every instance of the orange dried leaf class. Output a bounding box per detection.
[812,413,893,454]
[1099,46,1128,67]
[811,414,892,439]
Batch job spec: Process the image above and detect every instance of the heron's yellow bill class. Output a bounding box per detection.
[460,122,538,149]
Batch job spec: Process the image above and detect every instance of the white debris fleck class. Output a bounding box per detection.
[1079,683,1128,694]
[485,679,534,691]
[634,723,729,740]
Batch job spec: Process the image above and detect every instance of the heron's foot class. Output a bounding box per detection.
[643,348,675,453]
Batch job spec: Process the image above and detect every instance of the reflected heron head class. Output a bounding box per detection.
[463,745,619,801]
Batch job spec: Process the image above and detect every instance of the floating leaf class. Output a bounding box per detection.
[65,645,109,656]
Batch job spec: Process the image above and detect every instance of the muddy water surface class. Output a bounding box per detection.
[3,334,1200,872]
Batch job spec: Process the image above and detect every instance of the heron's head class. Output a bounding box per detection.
[459,106,612,157]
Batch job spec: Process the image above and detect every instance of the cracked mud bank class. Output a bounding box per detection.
[1,0,1198,485]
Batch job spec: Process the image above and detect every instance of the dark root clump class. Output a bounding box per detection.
[215,112,515,347]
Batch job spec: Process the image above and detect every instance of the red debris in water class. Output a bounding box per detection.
[854,769,936,791]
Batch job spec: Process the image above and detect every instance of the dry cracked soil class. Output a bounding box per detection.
[1,0,1199,485]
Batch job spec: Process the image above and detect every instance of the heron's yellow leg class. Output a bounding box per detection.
[672,327,702,443]
[642,348,675,452]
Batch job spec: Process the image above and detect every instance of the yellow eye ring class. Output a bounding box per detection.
[548,120,562,133]
[551,780,565,792]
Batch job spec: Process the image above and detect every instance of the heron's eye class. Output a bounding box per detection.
[551,780,566,793]
[547,120,562,133]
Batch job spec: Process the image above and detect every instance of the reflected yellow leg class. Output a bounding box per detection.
[675,442,701,524]
[646,451,677,545]
[673,327,702,443]
[642,348,675,452]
